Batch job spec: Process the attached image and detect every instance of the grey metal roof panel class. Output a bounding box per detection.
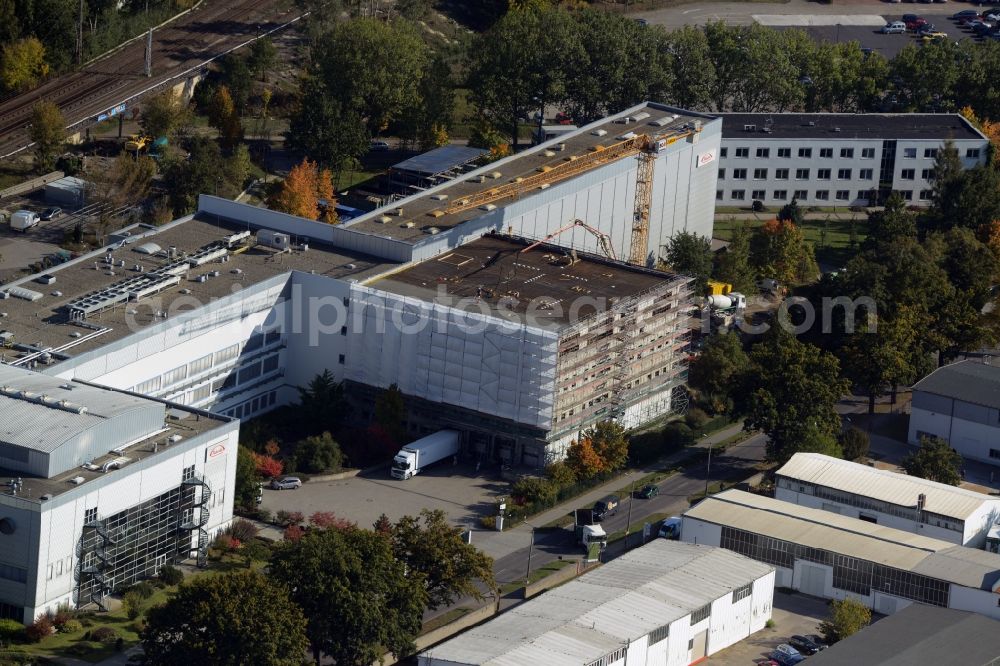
[391,146,488,177]
[719,113,985,141]
[776,453,998,521]
[687,491,1000,590]
[912,359,1000,410]
[421,540,772,666]
[806,604,1000,666]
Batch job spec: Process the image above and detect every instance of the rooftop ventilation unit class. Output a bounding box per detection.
[744,124,756,132]
[649,118,670,127]
[36,274,56,285]
[425,227,441,235]
[591,129,608,137]
[430,194,448,201]
[186,246,228,267]
[6,287,43,302]
[633,112,650,121]
[224,231,251,247]
[613,116,635,125]
[134,242,162,255]
[69,476,85,485]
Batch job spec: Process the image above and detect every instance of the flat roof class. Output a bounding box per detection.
[390,145,488,177]
[0,215,397,361]
[719,113,986,141]
[372,233,689,330]
[806,605,1000,666]
[422,540,772,666]
[776,452,998,521]
[913,359,1000,411]
[0,379,228,503]
[343,102,717,244]
[0,364,160,454]
[686,490,1000,590]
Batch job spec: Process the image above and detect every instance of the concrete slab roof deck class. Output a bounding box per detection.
[719,113,986,142]
[371,233,691,330]
[342,102,718,244]
[0,215,397,360]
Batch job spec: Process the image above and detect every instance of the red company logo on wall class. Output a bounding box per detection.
[697,150,716,168]
[208,444,227,459]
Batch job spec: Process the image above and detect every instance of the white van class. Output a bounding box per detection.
[10,210,40,231]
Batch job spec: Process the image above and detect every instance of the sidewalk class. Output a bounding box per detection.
[470,423,747,561]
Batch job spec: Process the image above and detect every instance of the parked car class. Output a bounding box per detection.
[636,484,659,499]
[880,21,907,33]
[789,634,825,655]
[806,634,829,649]
[369,140,390,152]
[904,16,927,30]
[657,516,682,540]
[270,476,302,490]
[921,30,949,41]
[40,207,61,221]
[770,644,805,666]
[952,9,980,20]
[916,22,936,33]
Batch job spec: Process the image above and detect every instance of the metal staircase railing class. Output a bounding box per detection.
[178,475,212,568]
[76,518,114,611]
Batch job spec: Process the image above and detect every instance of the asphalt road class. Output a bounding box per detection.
[489,433,768,594]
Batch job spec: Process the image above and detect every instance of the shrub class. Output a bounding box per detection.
[765,618,775,629]
[274,510,303,527]
[225,518,259,542]
[126,581,156,600]
[214,533,235,551]
[479,515,496,529]
[50,609,71,631]
[130,618,147,634]
[511,476,557,508]
[292,432,344,474]
[283,524,305,542]
[60,619,83,634]
[839,427,870,462]
[159,564,184,586]
[0,618,24,644]
[25,615,53,643]
[685,407,711,429]
[544,462,576,489]
[89,626,118,643]
[122,590,144,620]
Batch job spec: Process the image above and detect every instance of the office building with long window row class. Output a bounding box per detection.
[715,113,988,208]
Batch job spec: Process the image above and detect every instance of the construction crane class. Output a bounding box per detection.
[520,219,617,261]
[436,124,702,266]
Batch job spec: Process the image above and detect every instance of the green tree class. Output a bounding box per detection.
[585,421,629,473]
[468,3,583,146]
[903,435,962,485]
[390,509,496,610]
[246,37,277,81]
[863,192,916,251]
[218,54,252,115]
[235,445,261,511]
[839,428,870,462]
[226,143,253,192]
[819,598,871,644]
[705,22,805,112]
[890,40,959,111]
[667,26,716,110]
[287,77,370,177]
[141,570,308,666]
[841,307,918,414]
[395,54,456,150]
[139,90,190,140]
[688,331,749,414]
[374,384,406,445]
[663,231,713,293]
[738,329,849,463]
[777,198,804,226]
[162,137,236,214]
[565,436,602,480]
[713,220,756,295]
[297,370,349,432]
[1,37,48,92]
[395,0,433,20]
[750,218,818,285]
[312,18,428,135]
[270,527,426,666]
[293,432,343,474]
[29,101,64,171]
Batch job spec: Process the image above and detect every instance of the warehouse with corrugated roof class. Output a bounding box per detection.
[682,490,1000,620]
[418,539,775,666]
[774,452,1000,546]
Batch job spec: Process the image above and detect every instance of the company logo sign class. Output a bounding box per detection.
[208,443,227,459]
[697,150,716,167]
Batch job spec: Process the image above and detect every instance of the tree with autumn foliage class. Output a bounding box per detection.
[272,158,338,223]
[566,436,602,480]
[252,452,283,479]
[585,421,629,473]
[309,511,355,530]
[750,217,819,285]
[208,85,243,152]
[961,106,999,164]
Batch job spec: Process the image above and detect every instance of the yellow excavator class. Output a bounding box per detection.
[124,134,152,153]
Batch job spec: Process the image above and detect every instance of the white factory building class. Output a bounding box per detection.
[418,540,775,666]
[682,490,1000,620]
[0,102,715,468]
[0,364,238,624]
[908,360,1000,466]
[775,453,1000,547]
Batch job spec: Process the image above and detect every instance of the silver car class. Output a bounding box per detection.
[270,476,302,490]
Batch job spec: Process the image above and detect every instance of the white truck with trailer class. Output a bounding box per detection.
[10,210,40,231]
[390,430,461,480]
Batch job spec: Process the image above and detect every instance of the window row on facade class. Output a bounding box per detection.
[720,526,949,607]
[717,189,932,203]
[722,146,979,160]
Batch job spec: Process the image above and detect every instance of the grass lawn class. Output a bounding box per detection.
[714,215,869,268]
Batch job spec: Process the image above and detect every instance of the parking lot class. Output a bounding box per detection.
[260,461,503,531]
[784,16,979,59]
[706,591,883,665]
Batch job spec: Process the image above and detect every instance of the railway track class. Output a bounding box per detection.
[0,0,293,160]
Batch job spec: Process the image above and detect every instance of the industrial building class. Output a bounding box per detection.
[908,360,1000,466]
[0,364,238,624]
[682,490,1000,620]
[387,145,489,194]
[775,453,1000,546]
[0,103,710,467]
[418,540,775,666]
[715,113,988,208]
[44,176,87,208]
[806,604,1000,666]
